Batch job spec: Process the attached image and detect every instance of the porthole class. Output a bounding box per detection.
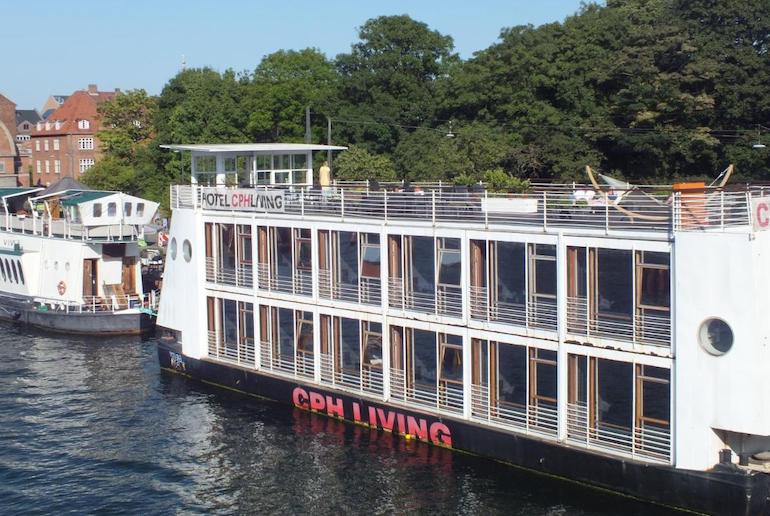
[183,239,192,262]
[699,318,734,356]
[170,238,178,260]
[65,262,70,272]
[54,261,59,271]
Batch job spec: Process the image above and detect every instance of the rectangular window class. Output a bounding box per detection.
[45,161,50,174]
[54,160,61,174]
[136,203,145,217]
[79,159,95,173]
[93,203,102,217]
[194,155,216,173]
[78,137,94,150]
[36,161,41,174]
[44,140,49,151]
[360,233,381,279]
[35,141,40,151]
[107,202,117,217]
[53,139,60,150]
[295,310,314,377]
[124,203,132,217]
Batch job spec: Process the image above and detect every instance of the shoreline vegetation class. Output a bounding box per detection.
[81,1,770,212]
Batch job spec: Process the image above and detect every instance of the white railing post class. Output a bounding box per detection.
[542,191,548,231]
[300,190,305,218]
[340,189,345,220]
[431,190,436,225]
[720,190,725,231]
[484,190,489,228]
[383,190,388,222]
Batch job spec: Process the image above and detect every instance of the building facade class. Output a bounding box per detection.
[28,85,115,186]
[0,94,18,183]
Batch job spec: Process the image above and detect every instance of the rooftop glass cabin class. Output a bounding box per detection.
[159,143,770,477]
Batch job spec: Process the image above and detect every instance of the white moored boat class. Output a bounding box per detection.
[155,143,770,514]
[0,179,160,334]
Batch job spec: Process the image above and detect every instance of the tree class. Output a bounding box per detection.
[97,89,157,161]
[335,15,459,154]
[332,145,397,181]
[246,49,338,142]
[80,157,139,193]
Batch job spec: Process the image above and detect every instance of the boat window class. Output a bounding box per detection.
[360,233,380,279]
[412,328,437,393]
[277,307,295,366]
[530,243,557,298]
[293,154,307,170]
[136,203,145,217]
[219,224,236,270]
[362,321,383,370]
[294,228,312,273]
[0,258,6,281]
[636,364,670,429]
[339,317,361,381]
[255,155,271,171]
[237,225,252,266]
[107,202,117,217]
[239,301,254,348]
[337,231,358,285]
[437,238,461,286]
[596,248,633,319]
[636,251,670,310]
[408,236,435,296]
[496,342,527,410]
[292,170,305,185]
[567,246,587,298]
[6,259,16,283]
[495,241,526,307]
[124,203,132,217]
[275,155,291,170]
[274,171,290,184]
[16,261,24,285]
[93,203,102,217]
[194,155,216,173]
[274,227,292,277]
[256,171,271,184]
[221,299,238,352]
[439,333,463,384]
[530,348,557,408]
[295,310,314,363]
[183,239,192,262]
[596,358,633,431]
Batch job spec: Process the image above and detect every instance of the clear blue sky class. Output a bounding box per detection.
[3,0,587,111]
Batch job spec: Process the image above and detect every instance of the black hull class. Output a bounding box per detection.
[0,295,155,336]
[157,340,770,515]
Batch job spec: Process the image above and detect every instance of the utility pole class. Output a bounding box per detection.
[305,107,311,144]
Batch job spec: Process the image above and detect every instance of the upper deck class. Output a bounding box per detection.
[170,182,761,239]
[163,142,764,239]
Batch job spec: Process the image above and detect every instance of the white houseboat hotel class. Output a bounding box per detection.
[156,143,770,514]
[0,179,160,334]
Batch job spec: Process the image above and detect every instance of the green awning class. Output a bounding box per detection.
[60,191,113,206]
[0,187,38,199]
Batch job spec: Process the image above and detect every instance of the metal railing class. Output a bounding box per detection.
[207,330,256,365]
[317,270,382,306]
[389,368,463,414]
[205,257,253,288]
[3,213,141,241]
[566,297,670,347]
[388,278,463,318]
[256,263,312,296]
[36,290,159,314]
[171,184,760,234]
[319,354,384,395]
[470,384,558,437]
[469,286,557,331]
[259,340,296,375]
[566,402,671,463]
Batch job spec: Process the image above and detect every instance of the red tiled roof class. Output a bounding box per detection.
[33,89,116,136]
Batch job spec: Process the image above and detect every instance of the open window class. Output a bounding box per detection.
[528,244,557,329]
[438,333,463,410]
[295,311,314,377]
[635,364,670,458]
[437,238,462,316]
[635,251,670,345]
[387,235,404,308]
[469,240,488,318]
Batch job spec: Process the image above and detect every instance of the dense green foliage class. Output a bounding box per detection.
[92,2,770,211]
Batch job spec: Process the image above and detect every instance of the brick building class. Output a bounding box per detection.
[15,109,41,184]
[29,85,116,185]
[0,94,19,184]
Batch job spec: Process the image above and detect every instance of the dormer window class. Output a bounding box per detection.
[36,122,42,131]
[45,122,51,130]
[54,121,61,130]
[78,119,90,130]
[22,123,29,130]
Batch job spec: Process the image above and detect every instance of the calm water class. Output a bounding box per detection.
[0,322,678,515]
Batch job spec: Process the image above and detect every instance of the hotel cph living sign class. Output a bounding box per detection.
[200,188,284,212]
[752,196,770,231]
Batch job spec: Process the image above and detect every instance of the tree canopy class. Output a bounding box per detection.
[93,6,770,212]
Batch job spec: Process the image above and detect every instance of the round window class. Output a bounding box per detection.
[169,237,178,260]
[699,318,734,356]
[183,239,192,262]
